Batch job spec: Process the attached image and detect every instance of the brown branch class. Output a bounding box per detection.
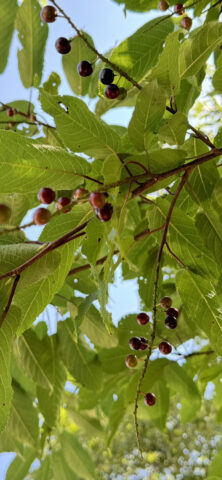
[0,102,55,130]
[133,169,191,457]
[165,241,187,268]
[50,0,142,90]
[0,221,34,237]
[0,275,20,328]
[178,349,215,359]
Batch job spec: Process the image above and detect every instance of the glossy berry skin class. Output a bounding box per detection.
[0,204,11,223]
[129,337,142,351]
[77,61,93,77]
[158,0,169,10]
[137,312,150,325]
[105,84,120,99]
[33,208,51,225]
[40,6,57,23]
[125,354,138,369]
[181,16,192,30]
[159,341,172,355]
[89,192,107,209]
[160,296,172,309]
[99,68,115,85]
[38,188,56,204]
[74,188,88,200]
[96,203,113,222]
[55,37,71,54]
[144,393,156,407]
[57,197,71,213]
[174,3,184,14]
[166,307,179,319]
[7,108,14,117]
[165,316,177,330]
[140,337,148,351]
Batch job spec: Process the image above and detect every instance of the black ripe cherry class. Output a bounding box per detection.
[140,337,148,351]
[125,354,138,369]
[105,84,120,100]
[77,61,93,77]
[40,6,57,23]
[96,203,113,222]
[38,187,56,204]
[166,307,179,318]
[159,341,172,355]
[129,337,141,351]
[33,208,51,225]
[7,108,14,117]
[89,192,107,209]
[0,204,11,223]
[99,68,115,85]
[74,188,88,200]
[181,16,192,29]
[137,312,150,325]
[57,197,71,213]
[55,37,71,54]
[165,316,177,330]
[160,296,172,309]
[174,3,184,14]
[158,0,169,10]
[144,393,156,407]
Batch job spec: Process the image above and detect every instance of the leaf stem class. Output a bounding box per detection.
[0,275,20,328]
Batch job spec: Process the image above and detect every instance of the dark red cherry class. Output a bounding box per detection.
[57,197,71,213]
[55,37,71,54]
[158,0,169,10]
[7,108,14,117]
[137,312,150,325]
[181,16,192,29]
[40,6,57,23]
[125,354,138,369]
[74,188,88,200]
[38,188,56,204]
[144,392,156,406]
[89,192,107,209]
[160,296,172,309]
[159,341,172,355]
[140,337,148,350]
[174,3,184,14]
[105,84,120,99]
[166,307,179,318]
[129,337,142,351]
[96,203,113,222]
[77,61,93,77]
[33,208,51,225]
[99,68,115,85]
[165,316,177,329]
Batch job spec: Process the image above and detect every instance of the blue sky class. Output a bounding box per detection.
[0,1,156,477]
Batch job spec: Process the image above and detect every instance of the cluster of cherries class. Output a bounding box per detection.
[40,6,121,100]
[125,297,179,407]
[159,2,192,30]
[33,187,113,225]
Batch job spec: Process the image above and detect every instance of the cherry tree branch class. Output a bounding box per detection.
[0,275,20,328]
[0,102,55,130]
[165,241,187,268]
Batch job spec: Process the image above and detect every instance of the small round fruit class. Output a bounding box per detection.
[129,337,142,351]
[96,203,113,222]
[40,5,57,23]
[105,84,120,99]
[158,0,169,10]
[159,341,172,355]
[89,192,107,209]
[174,3,184,14]
[38,187,56,204]
[57,197,71,213]
[137,312,150,325]
[55,37,71,54]
[165,316,177,329]
[166,307,179,318]
[160,296,172,309]
[33,207,51,225]
[7,108,14,117]
[0,204,11,223]
[181,16,192,30]
[140,337,148,351]
[144,392,156,406]
[125,354,138,369]
[99,68,115,85]
[77,60,93,77]
[74,188,88,200]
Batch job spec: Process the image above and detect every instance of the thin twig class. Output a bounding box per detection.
[177,349,214,359]
[0,275,20,328]
[0,102,55,129]
[165,241,187,268]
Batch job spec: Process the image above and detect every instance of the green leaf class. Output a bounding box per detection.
[148,148,185,173]
[213,55,222,92]
[8,383,39,448]
[0,0,18,73]
[196,211,222,266]
[159,113,188,146]
[108,391,126,443]
[67,408,104,438]
[80,305,118,348]
[40,92,120,157]
[60,432,95,479]
[149,31,180,92]
[179,22,222,79]
[138,380,169,431]
[62,33,97,96]
[128,81,166,151]
[52,450,76,480]
[99,346,129,374]
[37,356,66,428]
[5,449,35,480]
[43,72,61,96]
[15,0,48,88]
[82,219,106,264]
[33,457,52,480]
[111,0,157,12]
[208,451,222,477]
[40,204,92,242]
